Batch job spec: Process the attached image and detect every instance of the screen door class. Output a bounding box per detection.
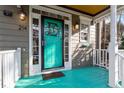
[41,16,64,70]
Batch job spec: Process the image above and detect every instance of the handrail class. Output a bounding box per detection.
[72,43,92,57]
[72,43,92,58]
[116,52,124,88]
[116,53,124,59]
[93,49,124,87]
[93,49,108,50]
[72,43,80,57]
[0,50,16,54]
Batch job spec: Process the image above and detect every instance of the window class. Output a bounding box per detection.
[80,23,89,43]
[32,18,39,65]
[64,24,69,62]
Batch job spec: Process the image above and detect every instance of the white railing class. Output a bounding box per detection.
[0,48,21,88]
[116,50,124,88]
[93,49,124,87]
[93,49,109,69]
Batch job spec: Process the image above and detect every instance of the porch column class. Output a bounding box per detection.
[109,5,118,87]
[99,20,102,66]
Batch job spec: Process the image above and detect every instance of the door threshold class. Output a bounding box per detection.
[41,67,65,74]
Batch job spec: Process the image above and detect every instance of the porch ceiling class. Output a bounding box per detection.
[60,5,110,16]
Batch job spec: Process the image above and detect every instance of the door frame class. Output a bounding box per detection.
[41,15,64,71]
[29,5,72,76]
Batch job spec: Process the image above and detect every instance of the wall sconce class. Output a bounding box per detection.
[17,5,27,31]
[17,5,26,21]
[19,12,26,21]
[75,23,79,30]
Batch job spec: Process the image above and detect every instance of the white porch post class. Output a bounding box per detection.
[109,5,118,87]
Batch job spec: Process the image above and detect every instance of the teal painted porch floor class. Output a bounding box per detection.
[15,66,109,88]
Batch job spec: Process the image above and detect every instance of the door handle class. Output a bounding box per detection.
[42,40,44,46]
[42,40,46,46]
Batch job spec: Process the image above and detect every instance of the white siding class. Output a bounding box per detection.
[89,24,96,49]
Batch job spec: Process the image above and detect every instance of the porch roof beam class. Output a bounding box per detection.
[93,5,124,23]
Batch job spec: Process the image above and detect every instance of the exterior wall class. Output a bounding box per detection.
[89,24,96,49]
[71,14,94,68]
[0,5,29,77]
[71,14,80,54]
[95,23,100,49]
[0,5,96,77]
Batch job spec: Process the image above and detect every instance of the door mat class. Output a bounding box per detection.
[42,72,65,80]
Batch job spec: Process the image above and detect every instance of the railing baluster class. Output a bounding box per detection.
[97,49,99,66]
[93,49,95,65]
[95,49,97,65]
[95,50,97,65]
[118,51,121,80]
[103,50,104,66]
[118,55,120,81]
[99,49,101,66]
[122,61,124,87]
[0,54,2,88]
[96,50,97,66]
[101,50,102,66]
[105,50,107,68]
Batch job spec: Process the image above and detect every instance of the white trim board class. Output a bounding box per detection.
[93,5,124,23]
[80,16,92,24]
[45,5,93,19]
[29,5,72,76]
[40,5,124,24]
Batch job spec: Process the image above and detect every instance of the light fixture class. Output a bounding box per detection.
[75,23,79,30]
[19,12,26,21]
[17,5,26,21]
[17,5,27,31]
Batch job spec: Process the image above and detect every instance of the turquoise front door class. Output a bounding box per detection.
[41,16,64,70]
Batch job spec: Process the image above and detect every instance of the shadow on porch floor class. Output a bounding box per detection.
[15,66,110,88]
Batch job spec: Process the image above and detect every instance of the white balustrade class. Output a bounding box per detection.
[0,48,21,88]
[93,49,124,88]
[116,51,124,88]
[93,49,109,69]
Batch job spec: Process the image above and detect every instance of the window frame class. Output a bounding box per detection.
[79,16,91,44]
